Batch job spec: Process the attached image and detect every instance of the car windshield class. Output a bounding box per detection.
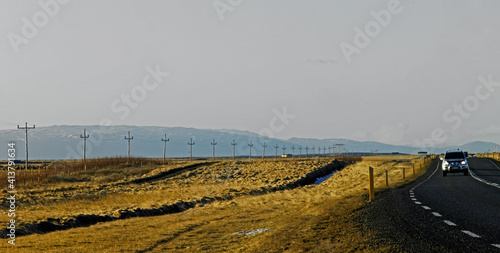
[446,152,465,159]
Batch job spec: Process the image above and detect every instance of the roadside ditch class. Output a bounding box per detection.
[2,160,346,238]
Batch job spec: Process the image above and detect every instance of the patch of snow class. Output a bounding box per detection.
[231,228,273,237]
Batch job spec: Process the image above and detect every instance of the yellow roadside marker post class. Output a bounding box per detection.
[369,167,375,201]
[385,170,389,187]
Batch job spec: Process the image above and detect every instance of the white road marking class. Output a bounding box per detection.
[462,230,481,238]
[469,159,500,190]
[443,220,456,226]
[408,160,494,247]
[488,160,500,172]
[411,162,440,191]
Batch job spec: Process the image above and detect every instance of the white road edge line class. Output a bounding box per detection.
[443,220,456,226]
[415,201,421,205]
[432,212,441,217]
[469,169,500,190]
[462,230,481,238]
[410,161,440,192]
[422,206,431,210]
[492,244,500,249]
[488,159,500,172]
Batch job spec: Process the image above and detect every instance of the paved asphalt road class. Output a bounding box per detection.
[361,158,500,252]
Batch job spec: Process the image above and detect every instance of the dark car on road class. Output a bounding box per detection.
[441,150,469,177]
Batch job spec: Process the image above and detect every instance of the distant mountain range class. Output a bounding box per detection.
[0,125,498,160]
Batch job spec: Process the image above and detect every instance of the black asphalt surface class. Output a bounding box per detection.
[359,158,500,252]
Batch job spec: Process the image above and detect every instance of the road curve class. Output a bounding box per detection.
[359,158,500,252]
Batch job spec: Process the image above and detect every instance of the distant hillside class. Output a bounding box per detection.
[0,125,497,160]
[442,141,500,154]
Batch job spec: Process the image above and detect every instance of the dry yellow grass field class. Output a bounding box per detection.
[1,155,432,252]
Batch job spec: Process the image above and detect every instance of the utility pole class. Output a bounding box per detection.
[124,131,133,159]
[211,139,217,160]
[338,144,345,157]
[328,146,332,156]
[305,146,309,157]
[312,146,316,157]
[161,134,169,162]
[17,122,35,172]
[262,143,267,160]
[248,141,253,160]
[231,140,237,159]
[188,138,195,161]
[298,145,302,158]
[80,129,89,169]
[274,144,279,159]
[291,145,295,158]
[323,147,327,156]
[282,145,286,155]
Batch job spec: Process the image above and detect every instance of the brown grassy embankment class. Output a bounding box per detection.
[1,155,431,252]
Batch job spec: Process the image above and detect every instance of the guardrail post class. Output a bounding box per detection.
[369,167,375,201]
[385,170,389,187]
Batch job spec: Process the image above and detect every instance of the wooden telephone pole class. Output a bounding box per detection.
[124,131,133,159]
[80,129,89,170]
[231,140,237,159]
[262,143,267,160]
[248,141,253,160]
[211,139,217,160]
[161,134,169,162]
[17,122,35,172]
[188,138,195,161]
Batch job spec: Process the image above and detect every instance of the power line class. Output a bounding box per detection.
[188,138,195,161]
[17,122,35,172]
[161,134,169,162]
[124,131,133,159]
[231,140,237,160]
[338,144,345,157]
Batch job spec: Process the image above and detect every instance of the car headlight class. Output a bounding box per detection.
[443,161,449,166]
[461,161,467,165]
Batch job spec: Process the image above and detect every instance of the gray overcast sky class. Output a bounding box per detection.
[1,0,500,148]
